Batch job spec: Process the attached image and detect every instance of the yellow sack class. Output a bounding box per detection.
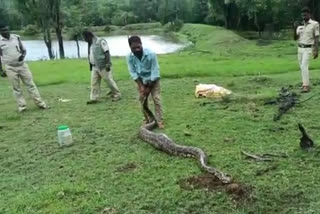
[195,84,232,98]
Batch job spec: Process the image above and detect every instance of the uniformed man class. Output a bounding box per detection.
[82,31,121,103]
[0,24,48,112]
[294,7,319,93]
[127,36,164,129]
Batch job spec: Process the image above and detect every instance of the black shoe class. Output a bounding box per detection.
[301,86,310,93]
[86,100,98,105]
[111,96,121,102]
[39,105,50,110]
[18,108,27,113]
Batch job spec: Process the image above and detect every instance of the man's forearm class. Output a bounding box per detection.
[0,58,3,72]
[294,27,299,41]
[0,49,3,72]
[21,50,26,57]
[314,37,319,51]
[0,57,6,77]
[104,51,111,69]
[148,80,158,88]
[18,38,26,57]
[135,78,144,88]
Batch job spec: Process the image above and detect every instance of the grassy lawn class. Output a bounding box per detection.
[1,24,320,213]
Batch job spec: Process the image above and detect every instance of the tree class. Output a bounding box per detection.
[15,0,55,59]
[192,0,209,23]
[81,0,105,26]
[0,0,22,30]
[50,0,65,59]
[66,5,83,58]
[158,0,176,24]
[69,27,83,58]
[305,0,320,22]
[129,0,158,22]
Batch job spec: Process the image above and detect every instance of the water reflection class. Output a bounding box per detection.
[23,35,186,61]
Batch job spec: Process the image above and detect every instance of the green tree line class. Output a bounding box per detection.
[1,0,318,30]
[0,0,319,59]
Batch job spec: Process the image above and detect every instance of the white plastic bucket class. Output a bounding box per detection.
[57,125,73,146]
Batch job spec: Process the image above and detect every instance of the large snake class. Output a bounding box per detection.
[138,97,232,184]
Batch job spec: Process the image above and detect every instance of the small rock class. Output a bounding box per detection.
[184,131,192,137]
[57,191,65,199]
[224,137,235,143]
[101,207,117,214]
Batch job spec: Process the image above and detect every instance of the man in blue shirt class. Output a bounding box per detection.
[127,36,164,128]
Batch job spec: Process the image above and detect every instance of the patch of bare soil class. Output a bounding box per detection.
[115,163,137,173]
[178,173,251,202]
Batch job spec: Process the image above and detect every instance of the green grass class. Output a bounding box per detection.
[1,24,320,213]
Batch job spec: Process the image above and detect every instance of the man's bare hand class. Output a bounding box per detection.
[139,85,151,97]
[0,70,7,78]
[18,55,25,62]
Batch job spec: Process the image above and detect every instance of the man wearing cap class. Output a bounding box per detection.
[0,24,48,112]
[82,31,121,104]
[127,36,164,129]
[294,7,319,93]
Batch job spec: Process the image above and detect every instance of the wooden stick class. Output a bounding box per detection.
[241,151,273,162]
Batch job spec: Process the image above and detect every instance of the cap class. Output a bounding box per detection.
[58,125,69,130]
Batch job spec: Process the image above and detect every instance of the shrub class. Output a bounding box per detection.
[122,22,162,31]
[165,19,184,32]
[22,25,40,36]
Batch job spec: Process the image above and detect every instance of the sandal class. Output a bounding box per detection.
[301,86,310,93]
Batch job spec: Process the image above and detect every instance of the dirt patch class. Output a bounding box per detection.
[115,163,137,173]
[256,39,272,46]
[256,165,278,176]
[267,127,286,133]
[101,207,117,214]
[224,137,235,144]
[249,76,272,84]
[178,173,250,202]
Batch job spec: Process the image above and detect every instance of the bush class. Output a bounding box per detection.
[68,26,84,40]
[165,19,184,32]
[111,12,137,26]
[103,25,118,32]
[22,25,40,36]
[121,23,162,31]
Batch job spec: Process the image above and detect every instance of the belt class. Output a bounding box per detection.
[298,44,313,48]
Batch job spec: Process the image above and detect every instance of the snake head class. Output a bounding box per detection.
[219,173,233,184]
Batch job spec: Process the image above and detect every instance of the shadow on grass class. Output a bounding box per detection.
[35,80,66,87]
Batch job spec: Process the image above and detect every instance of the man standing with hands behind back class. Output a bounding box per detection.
[0,23,48,112]
[127,36,164,129]
[83,30,121,104]
[294,7,319,93]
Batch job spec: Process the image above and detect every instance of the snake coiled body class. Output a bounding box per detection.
[138,98,232,184]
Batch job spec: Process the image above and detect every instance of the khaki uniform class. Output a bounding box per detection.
[89,37,121,101]
[0,34,46,112]
[296,19,320,86]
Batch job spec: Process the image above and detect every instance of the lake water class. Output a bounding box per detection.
[23,35,186,61]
